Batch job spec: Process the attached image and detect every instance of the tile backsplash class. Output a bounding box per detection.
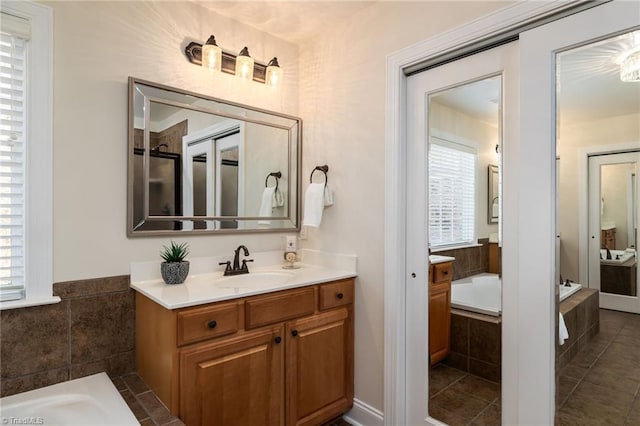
[0,276,135,397]
[434,238,490,280]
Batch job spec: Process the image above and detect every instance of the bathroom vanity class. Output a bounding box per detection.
[428,255,455,365]
[131,251,356,426]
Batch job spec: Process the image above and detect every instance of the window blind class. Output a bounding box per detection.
[0,14,29,302]
[429,139,476,248]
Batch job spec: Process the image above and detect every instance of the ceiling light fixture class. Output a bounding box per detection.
[620,50,640,82]
[184,38,282,86]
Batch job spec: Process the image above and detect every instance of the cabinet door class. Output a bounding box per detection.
[286,308,353,426]
[180,327,284,426]
[429,281,451,365]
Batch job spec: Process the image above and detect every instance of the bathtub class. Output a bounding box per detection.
[0,373,139,425]
[451,273,502,316]
[451,273,583,316]
[600,249,636,265]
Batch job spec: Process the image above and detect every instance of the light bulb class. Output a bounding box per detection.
[201,35,222,72]
[235,47,254,81]
[265,57,283,87]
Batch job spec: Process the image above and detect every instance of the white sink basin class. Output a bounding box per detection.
[214,271,296,289]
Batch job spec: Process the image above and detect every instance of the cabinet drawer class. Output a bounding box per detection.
[433,262,452,283]
[177,302,240,346]
[245,287,315,329]
[319,279,354,310]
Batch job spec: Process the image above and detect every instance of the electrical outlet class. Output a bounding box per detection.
[286,235,298,252]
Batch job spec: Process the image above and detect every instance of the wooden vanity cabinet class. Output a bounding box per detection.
[136,278,354,426]
[180,327,284,426]
[429,261,452,365]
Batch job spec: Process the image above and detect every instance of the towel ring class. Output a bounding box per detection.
[265,171,282,190]
[310,165,329,187]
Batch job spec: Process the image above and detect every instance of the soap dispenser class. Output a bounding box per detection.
[283,235,300,269]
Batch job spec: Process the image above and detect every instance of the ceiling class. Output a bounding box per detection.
[194,1,377,45]
[431,30,640,126]
[191,2,638,125]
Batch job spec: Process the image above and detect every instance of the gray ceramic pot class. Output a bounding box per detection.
[161,261,190,285]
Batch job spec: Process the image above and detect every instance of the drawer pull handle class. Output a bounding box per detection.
[207,320,217,329]
[291,330,298,337]
[337,292,344,299]
[274,336,282,344]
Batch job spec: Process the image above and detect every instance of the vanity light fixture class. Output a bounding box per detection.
[201,35,222,72]
[265,57,283,87]
[235,47,254,81]
[184,39,281,86]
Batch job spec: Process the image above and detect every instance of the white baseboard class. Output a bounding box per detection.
[343,398,384,426]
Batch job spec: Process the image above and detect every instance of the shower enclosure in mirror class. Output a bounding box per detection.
[127,77,302,236]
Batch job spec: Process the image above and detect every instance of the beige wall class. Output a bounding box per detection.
[46,0,510,416]
[297,0,509,411]
[558,113,640,281]
[46,1,299,282]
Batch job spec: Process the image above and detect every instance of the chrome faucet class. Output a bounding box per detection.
[218,245,254,276]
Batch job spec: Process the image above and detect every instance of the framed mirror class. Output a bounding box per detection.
[127,77,302,236]
[488,164,499,224]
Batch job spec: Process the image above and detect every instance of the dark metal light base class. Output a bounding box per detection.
[184,42,267,84]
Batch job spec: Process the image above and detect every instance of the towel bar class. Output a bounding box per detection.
[310,165,329,186]
[265,171,282,190]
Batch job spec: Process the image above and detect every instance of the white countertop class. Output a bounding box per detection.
[429,254,455,264]
[130,249,357,310]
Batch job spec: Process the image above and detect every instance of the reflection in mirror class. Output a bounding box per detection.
[426,75,502,423]
[488,164,499,224]
[555,29,640,417]
[127,77,301,235]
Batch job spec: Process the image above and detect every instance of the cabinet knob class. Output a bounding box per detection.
[274,336,282,344]
[207,320,217,329]
[291,330,298,337]
[443,271,448,275]
[337,292,344,299]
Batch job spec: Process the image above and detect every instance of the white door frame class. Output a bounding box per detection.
[577,142,640,287]
[384,2,602,425]
[587,150,640,313]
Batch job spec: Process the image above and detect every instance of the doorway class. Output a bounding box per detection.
[588,152,640,313]
[386,1,640,425]
[405,41,518,425]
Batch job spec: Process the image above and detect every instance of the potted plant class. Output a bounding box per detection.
[160,241,190,284]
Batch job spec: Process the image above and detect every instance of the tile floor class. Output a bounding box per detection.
[429,363,501,425]
[113,372,352,425]
[112,373,184,426]
[556,308,640,425]
[429,308,640,426]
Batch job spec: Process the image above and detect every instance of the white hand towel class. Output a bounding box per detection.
[302,183,326,227]
[273,188,285,207]
[559,312,569,345]
[258,187,276,225]
[324,184,334,207]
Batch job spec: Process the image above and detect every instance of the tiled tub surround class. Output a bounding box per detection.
[0,276,135,397]
[556,288,599,371]
[444,288,598,383]
[434,238,490,281]
[444,309,502,382]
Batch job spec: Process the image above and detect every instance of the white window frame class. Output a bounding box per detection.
[428,135,478,250]
[0,1,56,310]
